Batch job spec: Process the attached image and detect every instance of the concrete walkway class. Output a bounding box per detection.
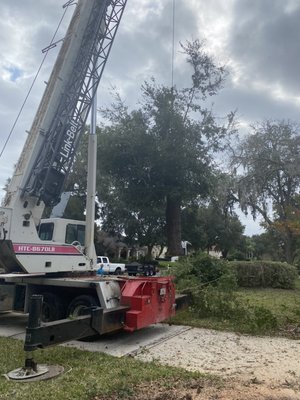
[0,312,189,356]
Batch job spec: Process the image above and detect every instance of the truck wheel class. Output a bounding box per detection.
[144,267,154,277]
[114,267,122,275]
[41,292,65,322]
[67,295,99,317]
[67,295,100,341]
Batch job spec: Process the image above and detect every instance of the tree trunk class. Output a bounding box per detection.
[221,249,228,259]
[147,244,154,260]
[166,194,183,256]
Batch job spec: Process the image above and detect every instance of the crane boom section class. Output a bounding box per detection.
[5,0,127,210]
[0,0,127,274]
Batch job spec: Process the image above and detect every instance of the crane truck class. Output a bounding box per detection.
[0,0,176,379]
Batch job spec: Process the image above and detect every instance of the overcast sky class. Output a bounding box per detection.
[1,0,300,235]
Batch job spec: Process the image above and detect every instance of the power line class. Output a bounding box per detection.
[0,4,71,160]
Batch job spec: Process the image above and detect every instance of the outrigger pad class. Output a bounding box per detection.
[5,364,64,382]
[0,240,26,273]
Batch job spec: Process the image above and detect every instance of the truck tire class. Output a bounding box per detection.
[67,295,100,341]
[41,292,65,322]
[67,295,99,317]
[144,266,154,277]
[114,267,122,275]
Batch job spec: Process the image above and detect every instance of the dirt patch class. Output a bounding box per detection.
[94,378,300,400]
[109,326,300,400]
[135,327,300,386]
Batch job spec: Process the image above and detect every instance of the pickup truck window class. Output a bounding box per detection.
[102,257,109,264]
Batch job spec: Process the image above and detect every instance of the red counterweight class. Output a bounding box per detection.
[120,277,176,331]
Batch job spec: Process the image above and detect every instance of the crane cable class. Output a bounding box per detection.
[169,0,176,139]
[0,3,73,160]
[171,0,176,89]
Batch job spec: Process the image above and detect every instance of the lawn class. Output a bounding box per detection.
[237,279,300,333]
[0,337,211,400]
[170,278,300,337]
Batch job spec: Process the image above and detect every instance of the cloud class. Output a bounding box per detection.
[0,1,73,192]
[106,0,200,87]
[1,0,300,236]
[227,0,300,96]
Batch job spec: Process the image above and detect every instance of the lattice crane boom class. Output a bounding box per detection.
[5,0,127,210]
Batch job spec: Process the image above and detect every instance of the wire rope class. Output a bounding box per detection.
[171,0,176,89]
[0,4,71,160]
[169,0,176,140]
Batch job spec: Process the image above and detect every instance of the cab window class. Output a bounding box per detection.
[65,224,85,245]
[38,223,54,241]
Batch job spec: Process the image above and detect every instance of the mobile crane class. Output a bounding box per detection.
[0,0,176,380]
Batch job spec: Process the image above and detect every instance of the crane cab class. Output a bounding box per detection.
[38,218,86,247]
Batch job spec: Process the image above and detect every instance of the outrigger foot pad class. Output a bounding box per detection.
[6,364,64,381]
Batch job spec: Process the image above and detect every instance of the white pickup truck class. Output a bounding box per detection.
[96,256,126,275]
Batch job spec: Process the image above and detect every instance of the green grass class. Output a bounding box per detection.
[237,282,300,329]
[0,337,211,400]
[170,278,300,337]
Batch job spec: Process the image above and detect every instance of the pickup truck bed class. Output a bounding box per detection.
[125,261,159,276]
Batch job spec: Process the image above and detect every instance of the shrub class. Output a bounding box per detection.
[292,249,300,274]
[190,271,278,334]
[173,252,229,287]
[230,261,297,289]
[194,272,240,319]
[248,305,278,332]
[172,253,279,334]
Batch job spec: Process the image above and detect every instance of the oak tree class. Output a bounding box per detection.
[97,40,234,255]
[231,120,300,263]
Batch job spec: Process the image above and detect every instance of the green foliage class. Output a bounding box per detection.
[171,253,229,298]
[172,253,280,334]
[191,288,277,333]
[247,306,278,331]
[182,204,245,257]
[250,231,285,261]
[291,247,300,274]
[231,260,298,289]
[174,254,246,325]
[194,272,239,318]
[190,254,229,284]
[173,253,230,289]
[231,120,300,263]
[96,40,234,255]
